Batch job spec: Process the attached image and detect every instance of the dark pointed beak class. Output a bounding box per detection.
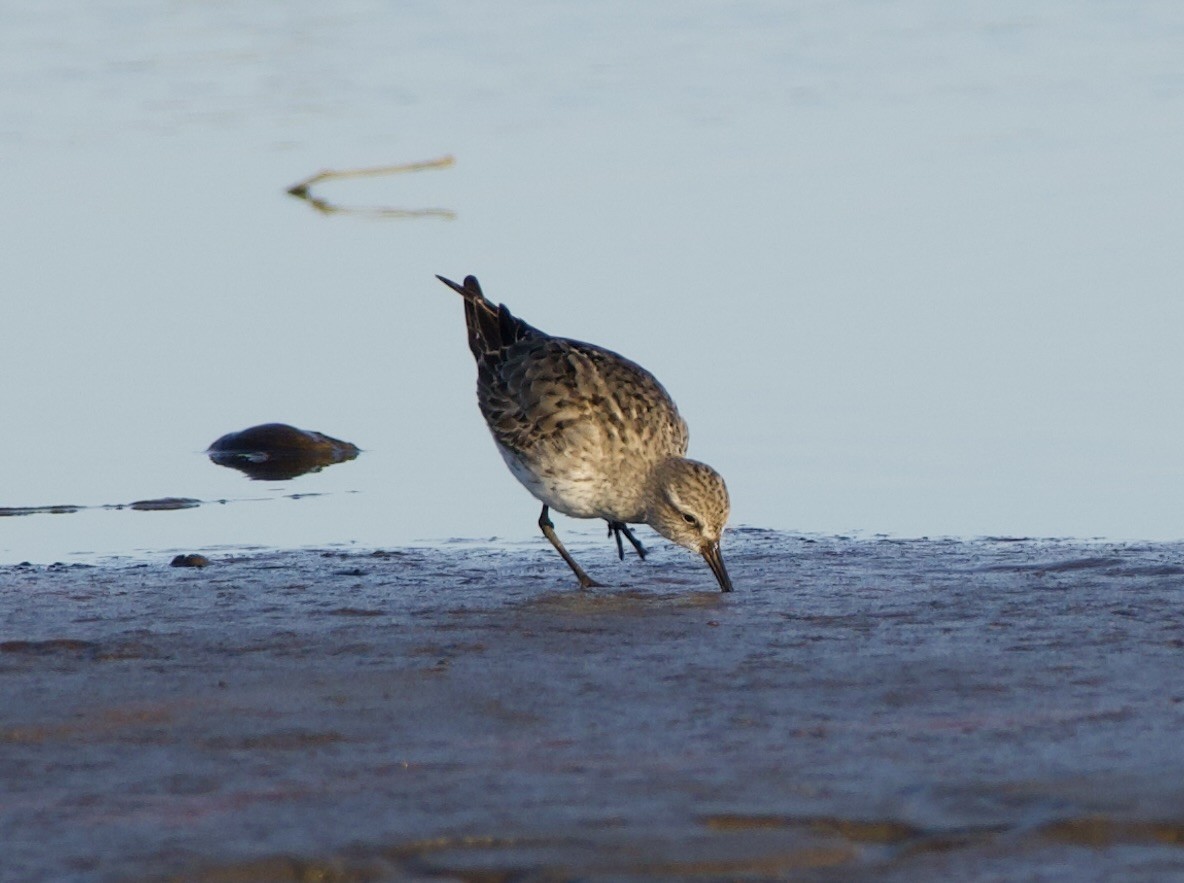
[701,541,733,593]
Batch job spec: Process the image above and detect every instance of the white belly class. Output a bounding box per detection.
[498,445,642,522]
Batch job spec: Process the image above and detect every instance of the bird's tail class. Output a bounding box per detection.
[436,274,534,359]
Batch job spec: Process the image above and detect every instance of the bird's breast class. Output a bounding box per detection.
[496,443,647,522]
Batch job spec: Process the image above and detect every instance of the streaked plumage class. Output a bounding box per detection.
[437,274,732,592]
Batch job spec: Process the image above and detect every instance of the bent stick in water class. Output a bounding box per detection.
[286,155,456,219]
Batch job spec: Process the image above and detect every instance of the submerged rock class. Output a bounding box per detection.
[207,423,360,481]
[128,497,202,511]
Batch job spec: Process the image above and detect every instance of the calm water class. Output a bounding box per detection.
[3,2,1184,564]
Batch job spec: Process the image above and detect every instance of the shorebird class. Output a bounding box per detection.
[437,274,733,592]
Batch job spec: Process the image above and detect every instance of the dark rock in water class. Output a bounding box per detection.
[170,554,211,568]
[129,497,202,511]
[0,504,83,517]
[207,423,360,480]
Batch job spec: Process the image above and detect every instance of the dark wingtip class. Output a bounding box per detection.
[435,274,463,293]
[436,274,484,300]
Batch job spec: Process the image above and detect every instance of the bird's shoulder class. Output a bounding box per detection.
[481,336,689,454]
[514,337,679,410]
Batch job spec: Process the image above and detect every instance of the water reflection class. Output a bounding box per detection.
[128,497,201,511]
[0,498,201,517]
[207,423,360,480]
[0,505,82,517]
[286,156,456,219]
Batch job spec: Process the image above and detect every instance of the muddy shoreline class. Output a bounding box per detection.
[4,532,1184,881]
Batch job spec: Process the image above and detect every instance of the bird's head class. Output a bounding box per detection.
[646,457,733,592]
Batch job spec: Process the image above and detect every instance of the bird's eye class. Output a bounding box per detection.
[682,513,699,526]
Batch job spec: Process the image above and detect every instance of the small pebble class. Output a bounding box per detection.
[170,554,211,568]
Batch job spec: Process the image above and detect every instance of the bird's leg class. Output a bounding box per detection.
[607,521,647,561]
[608,522,624,560]
[620,523,648,560]
[539,505,603,589]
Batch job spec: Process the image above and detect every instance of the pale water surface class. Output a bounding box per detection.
[3,1,1184,564]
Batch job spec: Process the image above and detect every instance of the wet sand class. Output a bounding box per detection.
[4,531,1184,881]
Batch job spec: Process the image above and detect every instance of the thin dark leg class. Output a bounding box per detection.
[539,505,602,589]
[607,521,647,560]
[608,522,625,560]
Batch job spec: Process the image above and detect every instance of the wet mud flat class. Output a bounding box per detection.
[3,531,1184,882]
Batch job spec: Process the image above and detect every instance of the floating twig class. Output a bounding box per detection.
[286,155,456,219]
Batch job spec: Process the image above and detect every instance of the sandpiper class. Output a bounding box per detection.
[437,274,733,592]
